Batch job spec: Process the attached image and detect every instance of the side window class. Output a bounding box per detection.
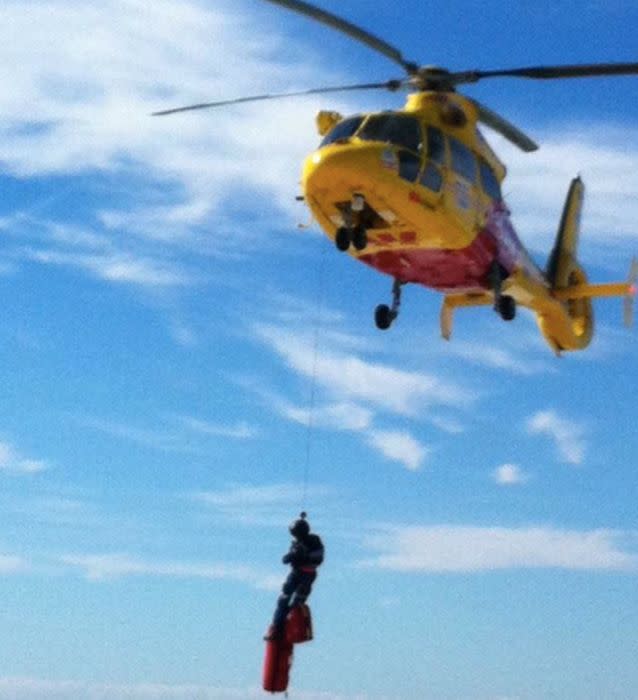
[479,160,502,201]
[319,116,364,147]
[419,127,444,192]
[420,163,442,192]
[398,150,420,183]
[449,137,477,182]
[427,127,445,164]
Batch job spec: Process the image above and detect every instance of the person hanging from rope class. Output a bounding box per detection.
[265,512,324,641]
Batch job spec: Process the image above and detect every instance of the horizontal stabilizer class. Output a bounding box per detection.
[440,293,492,340]
[552,257,637,326]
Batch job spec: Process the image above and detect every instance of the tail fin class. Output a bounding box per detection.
[546,176,585,287]
[537,177,593,351]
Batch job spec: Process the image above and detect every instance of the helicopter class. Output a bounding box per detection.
[154,0,638,354]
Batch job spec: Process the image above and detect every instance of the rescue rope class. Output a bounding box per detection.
[301,241,327,511]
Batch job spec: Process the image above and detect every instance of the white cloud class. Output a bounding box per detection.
[366,430,429,471]
[254,323,472,416]
[250,326,442,468]
[175,415,259,440]
[60,553,280,591]
[264,392,374,432]
[361,525,638,572]
[0,678,367,700]
[527,409,587,465]
[491,127,638,247]
[76,414,258,453]
[427,415,465,434]
[0,441,47,474]
[193,483,307,509]
[492,463,529,486]
[0,555,28,574]
[23,247,194,288]
[191,482,329,528]
[75,416,196,453]
[0,0,340,214]
[0,0,360,293]
[448,338,554,375]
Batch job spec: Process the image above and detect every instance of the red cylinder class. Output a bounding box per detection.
[263,637,294,693]
[286,604,313,645]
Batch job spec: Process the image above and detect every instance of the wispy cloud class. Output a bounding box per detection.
[492,463,529,486]
[191,482,326,527]
[0,440,47,474]
[0,555,28,574]
[249,326,439,469]
[75,416,195,453]
[254,386,374,432]
[527,409,587,465]
[361,524,638,572]
[75,414,259,452]
[174,415,259,440]
[254,323,472,416]
[493,127,638,248]
[366,430,429,471]
[23,247,195,288]
[60,553,280,591]
[193,483,306,508]
[0,678,368,700]
[0,0,359,297]
[0,0,343,215]
[447,337,554,374]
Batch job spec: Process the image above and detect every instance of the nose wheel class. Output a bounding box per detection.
[375,279,403,330]
[334,194,369,252]
[335,224,368,252]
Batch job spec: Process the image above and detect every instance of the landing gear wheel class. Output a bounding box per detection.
[335,227,351,251]
[375,304,393,330]
[497,295,516,321]
[352,225,368,251]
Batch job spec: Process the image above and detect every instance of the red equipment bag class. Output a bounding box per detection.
[262,635,294,693]
[286,604,313,644]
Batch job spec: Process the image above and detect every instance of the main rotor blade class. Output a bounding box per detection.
[472,99,539,153]
[451,61,638,85]
[151,80,404,116]
[262,0,418,74]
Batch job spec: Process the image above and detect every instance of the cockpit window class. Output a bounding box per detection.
[449,136,477,182]
[427,127,445,164]
[358,114,422,153]
[320,116,365,147]
[479,160,502,201]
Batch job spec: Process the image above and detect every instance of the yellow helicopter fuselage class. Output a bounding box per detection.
[301,92,633,352]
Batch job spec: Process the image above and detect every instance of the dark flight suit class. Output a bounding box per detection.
[272,533,324,635]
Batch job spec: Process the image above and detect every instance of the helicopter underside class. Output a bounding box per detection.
[357,228,501,293]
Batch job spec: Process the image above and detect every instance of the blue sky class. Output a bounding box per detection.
[0,1,637,698]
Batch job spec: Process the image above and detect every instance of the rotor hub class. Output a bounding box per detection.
[411,66,456,92]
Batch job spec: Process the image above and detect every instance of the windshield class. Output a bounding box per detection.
[320,116,365,147]
[358,114,422,153]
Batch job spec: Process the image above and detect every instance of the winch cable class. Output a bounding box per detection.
[301,240,328,512]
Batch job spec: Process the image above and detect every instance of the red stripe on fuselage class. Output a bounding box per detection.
[359,203,542,293]
[359,228,500,293]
